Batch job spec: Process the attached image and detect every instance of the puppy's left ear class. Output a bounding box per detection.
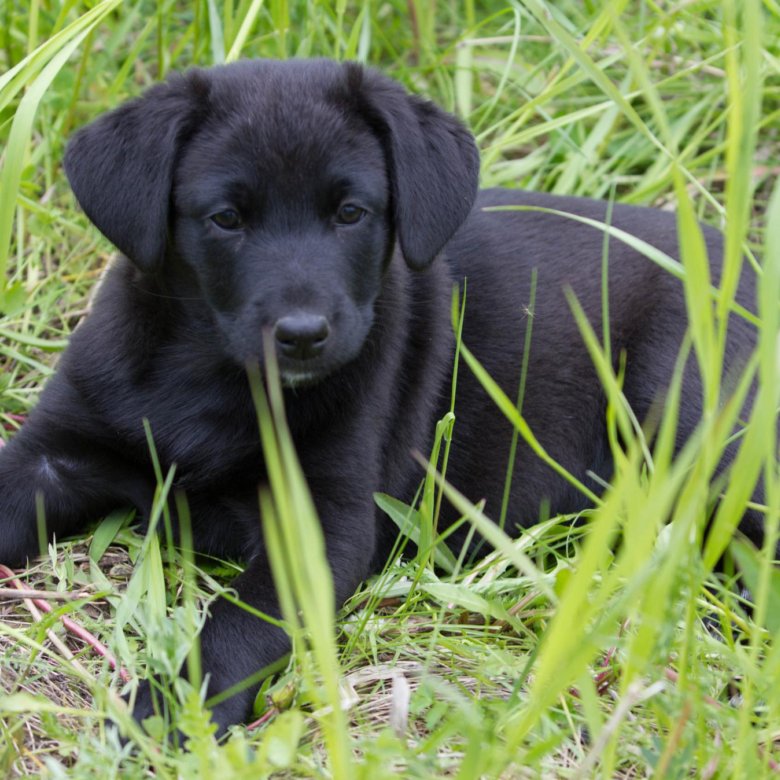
[349,65,480,270]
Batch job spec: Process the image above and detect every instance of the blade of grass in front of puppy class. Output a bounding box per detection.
[89,508,135,563]
[750,177,780,629]
[674,168,719,414]
[498,268,537,533]
[458,340,600,507]
[115,466,176,633]
[143,418,178,557]
[112,431,179,732]
[259,466,353,777]
[417,413,452,566]
[263,355,339,643]
[613,340,689,581]
[703,0,774,575]
[402,282,469,577]
[486,205,759,327]
[565,288,652,472]
[699,352,762,567]
[423,282,469,547]
[373,492,457,573]
[247,355,353,777]
[174,493,203,701]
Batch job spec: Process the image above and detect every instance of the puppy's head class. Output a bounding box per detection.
[64,59,479,385]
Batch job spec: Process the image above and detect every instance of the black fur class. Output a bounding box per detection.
[0,59,760,735]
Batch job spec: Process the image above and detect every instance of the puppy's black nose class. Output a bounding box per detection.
[274,314,330,360]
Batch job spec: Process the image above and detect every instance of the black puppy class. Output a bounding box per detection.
[0,59,759,734]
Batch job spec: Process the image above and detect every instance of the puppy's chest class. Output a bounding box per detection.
[143,379,263,479]
[76,346,261,483]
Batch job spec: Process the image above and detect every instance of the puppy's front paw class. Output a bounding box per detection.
[126,674,252,744]
[125,677,180,743]
[0,510,39,568]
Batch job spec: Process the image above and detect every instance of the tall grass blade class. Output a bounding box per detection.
[247,347,353,777]
[0,0,122,297]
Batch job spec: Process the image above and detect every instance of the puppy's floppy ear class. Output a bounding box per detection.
[64,71,209,271]
[348,64,480,270]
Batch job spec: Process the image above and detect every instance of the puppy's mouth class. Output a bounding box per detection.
[242,349,338,388]
[274,346,363,389]
[278,365,328,389]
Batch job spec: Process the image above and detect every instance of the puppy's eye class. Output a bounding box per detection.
[210,209,243,230]
[336,204,366,225]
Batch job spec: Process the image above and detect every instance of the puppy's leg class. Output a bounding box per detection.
[131,481,377,736]
[0,411,151,567]
[129,547,290,737]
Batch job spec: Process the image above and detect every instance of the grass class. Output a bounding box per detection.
[1,0,779,777]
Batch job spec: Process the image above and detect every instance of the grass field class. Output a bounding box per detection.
[1,1,779,777]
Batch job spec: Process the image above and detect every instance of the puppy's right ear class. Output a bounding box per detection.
[64,71,209,271]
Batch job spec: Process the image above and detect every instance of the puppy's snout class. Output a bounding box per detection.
[274,313,330,360]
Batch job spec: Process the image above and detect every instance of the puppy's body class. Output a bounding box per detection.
[0,60,760,733]
[442,190,756,537]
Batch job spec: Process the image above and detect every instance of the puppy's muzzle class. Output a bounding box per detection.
[273,313,330,361]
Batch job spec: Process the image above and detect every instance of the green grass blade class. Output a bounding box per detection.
[0,0,123,291]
